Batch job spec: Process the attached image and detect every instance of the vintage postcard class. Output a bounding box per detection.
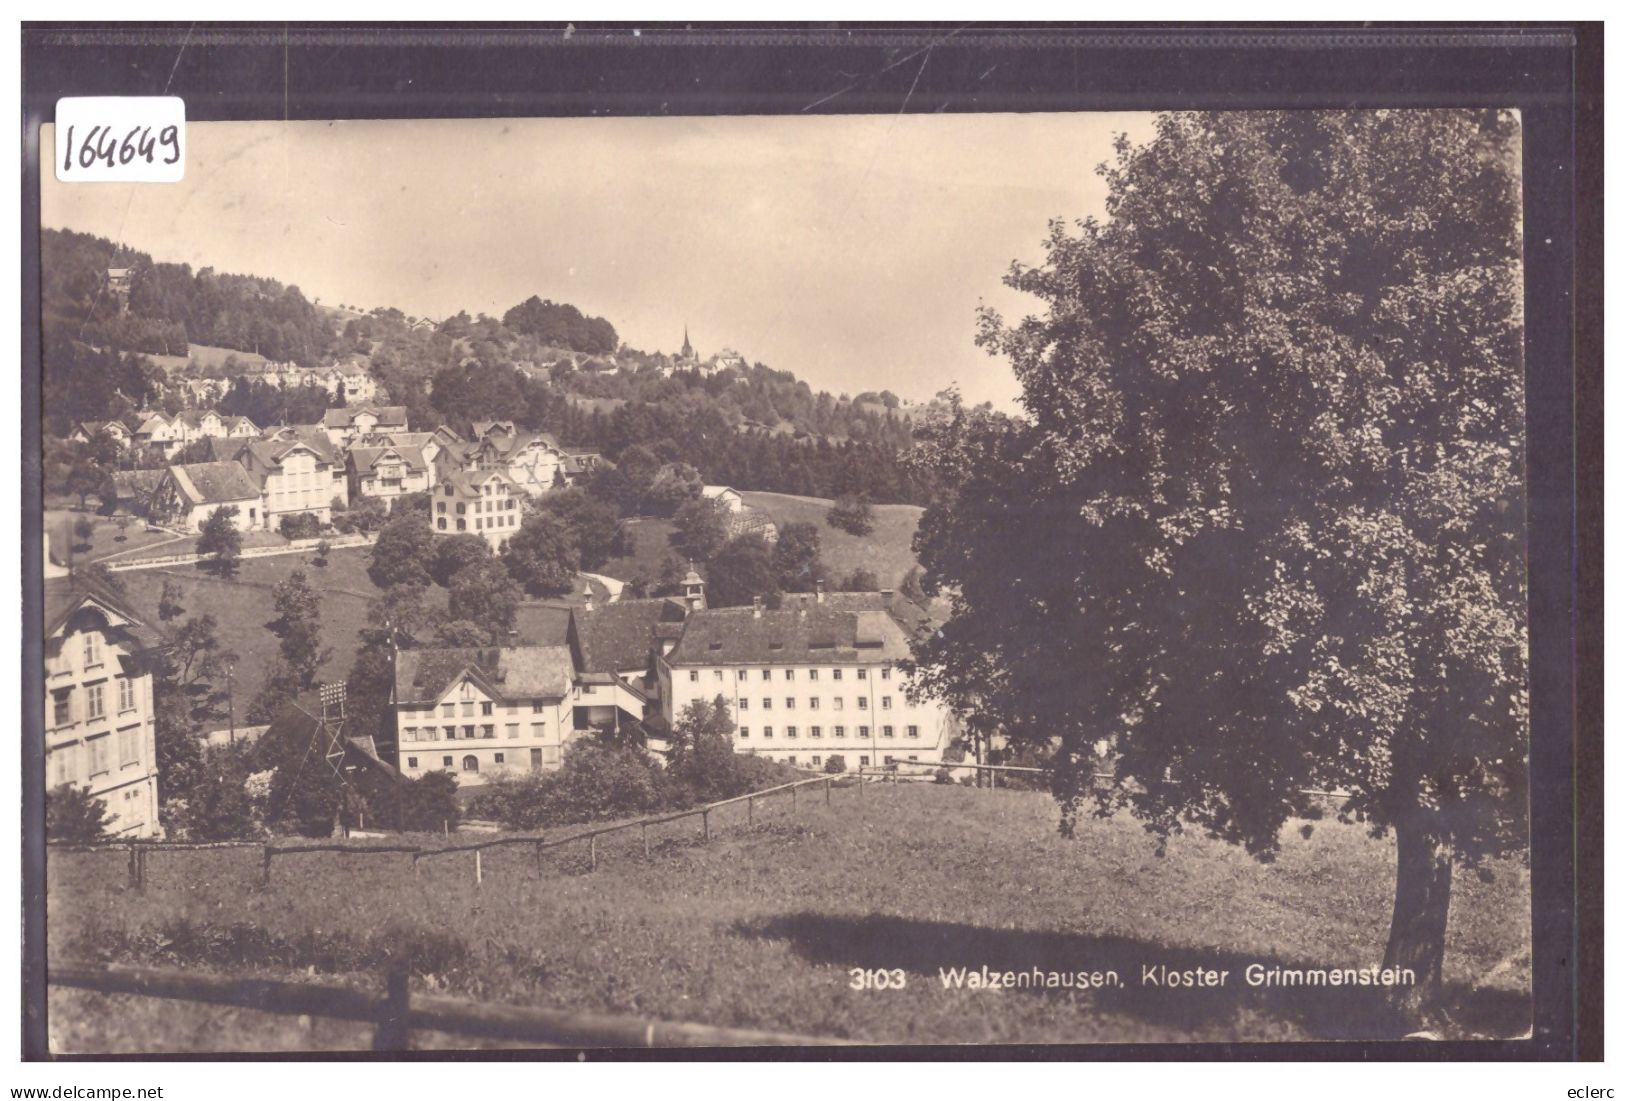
[35,104,1534,1053]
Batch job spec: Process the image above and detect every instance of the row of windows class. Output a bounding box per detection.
[421,700,548,719]
[401,723,546,742]
[404,746,559,772]
[791,754,917,767]
[736,696,899,711]
[738,725,920,740]
[49,728,143,784]
[51,678,139,727]
[434,498,517,515]
[689,666,891,683]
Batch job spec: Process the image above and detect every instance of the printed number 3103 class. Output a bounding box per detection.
[849,968,907,991]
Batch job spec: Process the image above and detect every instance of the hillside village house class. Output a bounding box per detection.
[566,597,690,735]
[132,410,259,457]
[392,646,577,785]
[44,575,161,837]
[658,586,954,772]
[70,420,134,452]
[432,469,522,551]
[151,460,262,531]
[443,423,569,497]
[322,405,409,448]
[108,468,166,517]
[236,434,346,529]
[701,485,746,513]
[355,429,455,477]
[346,443,433,509]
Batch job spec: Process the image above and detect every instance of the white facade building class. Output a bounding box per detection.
[44,578,161,837]
[657,589,955,772]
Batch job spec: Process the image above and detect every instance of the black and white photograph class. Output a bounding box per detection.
[21,24,1594,1064]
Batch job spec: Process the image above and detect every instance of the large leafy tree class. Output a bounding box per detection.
[500,513,580,598]
[908,111,1526,1021]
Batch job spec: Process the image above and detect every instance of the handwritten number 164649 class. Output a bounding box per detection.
[62,124,181,173]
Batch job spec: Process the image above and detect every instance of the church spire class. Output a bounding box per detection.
[681,325,694,360]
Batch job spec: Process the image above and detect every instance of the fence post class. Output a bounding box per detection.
[991,766,997,791]
[126,842,138,891]
[641,823,649,859]
[412,853,421,879]
[535,841,544,874]
[135,846,147,893]
[792,785,798,813]
[747,796,754,826]
[858,765,865,795]
[474,848,482,887]
[589,835,597,872]
[261,846,273,888]
[372,963,411,1051]
[702,809,710,842]
[825,778,832,805]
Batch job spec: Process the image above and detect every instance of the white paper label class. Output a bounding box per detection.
[54,97,186,183]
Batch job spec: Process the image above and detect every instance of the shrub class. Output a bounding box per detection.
[827,494,874,536]
[278,512,323,540]
[824,755,847,775]
[934,767,953,784]
[46,784,112,842]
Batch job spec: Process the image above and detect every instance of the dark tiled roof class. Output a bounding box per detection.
[44,575,146,637]
[348,445,428,474]
[199,437,248,462]
[169,460,260,505]
[572,598,689,675]
[110,468,166,499]
[666,604,912,666]
[513,603,573,647]
[393,645,574,706]
[323,405,408,429]
[261,425,340,464]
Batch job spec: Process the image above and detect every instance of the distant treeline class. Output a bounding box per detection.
[42,228,335,365]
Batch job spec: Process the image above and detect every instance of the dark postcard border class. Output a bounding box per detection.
[19,22,1599,1063]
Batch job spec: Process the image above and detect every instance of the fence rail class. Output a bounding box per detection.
[49,774,857,888]
[48,960,849,1049]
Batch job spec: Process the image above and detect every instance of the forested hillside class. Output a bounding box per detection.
[40,227,943,503]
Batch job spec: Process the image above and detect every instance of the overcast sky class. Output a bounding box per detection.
[42,113,1154,408]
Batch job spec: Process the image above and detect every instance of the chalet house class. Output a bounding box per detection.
[151,460,262,531]
[566,597,690,735]
[391,645,577,785]
[133,412,188,457]
[657,586,955,773]
[443,425,569,497]
[701,485,746,513]
[107,469,166,517]
[236,436,344,529]
[322,405,409,448]
[432,469,522,551]
[353,429,453,483]
[70,420,134,452]
[346,444,432,508]
[45,576,161,837]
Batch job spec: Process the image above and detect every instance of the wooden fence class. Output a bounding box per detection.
[48,959,849,1049]
[49,773,858,890]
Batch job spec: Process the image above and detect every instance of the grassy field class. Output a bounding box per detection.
[44,508,183,567]
[597,516,681,583]
[45,784,1530,1051]
[740,491,924,589]
[115,544,393,708]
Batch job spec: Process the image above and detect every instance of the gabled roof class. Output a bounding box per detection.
[393,645,575,706]
[166,460,261,506]
[44,575,145,638]
[571,598,689,675]
[440,468,517,497]
[348,445,428,475]
[513,602,573,647]
[259,425,340,464]
[665,603,913,666]
[323,405,408,429]
[110,468,166,499]
[135,413,172,435]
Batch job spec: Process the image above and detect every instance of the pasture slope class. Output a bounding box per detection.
[47,784,1530,1051]
[739,490,923,589]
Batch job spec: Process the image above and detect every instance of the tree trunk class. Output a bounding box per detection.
[1382,813,1454,1023]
